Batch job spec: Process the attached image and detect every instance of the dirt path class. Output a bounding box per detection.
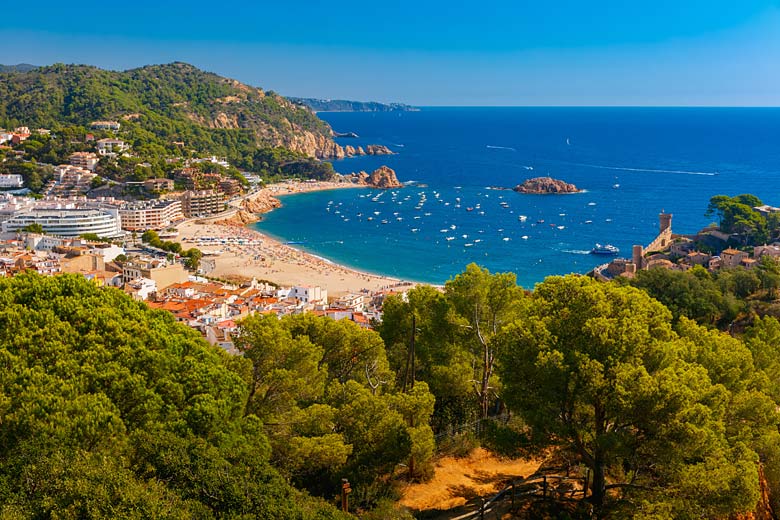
[399,448,542,517]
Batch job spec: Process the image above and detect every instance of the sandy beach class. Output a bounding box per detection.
[176,181,414,296]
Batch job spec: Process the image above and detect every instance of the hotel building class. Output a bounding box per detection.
[119,200,184,231]
[2,208,123,238]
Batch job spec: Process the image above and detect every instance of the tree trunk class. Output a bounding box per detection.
[589,457,606,514]
[479,346,491,419]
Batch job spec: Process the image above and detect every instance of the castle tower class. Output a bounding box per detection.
[659,211,672,233]
[632,245,644,270]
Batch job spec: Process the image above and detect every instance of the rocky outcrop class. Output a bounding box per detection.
[513,177,581,194]
[344,145,366,156]
[365,144,394,155]
[215,209,260,226]
[365,166,402,189]
[241,191,282,214]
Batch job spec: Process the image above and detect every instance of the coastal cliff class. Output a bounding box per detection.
[514,176,581,194]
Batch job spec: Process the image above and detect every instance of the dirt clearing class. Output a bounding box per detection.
[400,448,542,513]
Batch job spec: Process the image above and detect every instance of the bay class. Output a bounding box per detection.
[253,107,780,288]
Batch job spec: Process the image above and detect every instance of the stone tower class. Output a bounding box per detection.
[632,245,644,269]
[659,211,672,233]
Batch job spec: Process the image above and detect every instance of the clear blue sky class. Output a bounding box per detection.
[2,0,779,106]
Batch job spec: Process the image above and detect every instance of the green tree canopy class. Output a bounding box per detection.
[706,194,768,243]
[0,273,349,519]
[497,275,773,518]
[235,313,436,506]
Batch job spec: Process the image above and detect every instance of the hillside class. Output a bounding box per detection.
[289,97,418,112]
[0,63,38,73]
[0,62,347,159]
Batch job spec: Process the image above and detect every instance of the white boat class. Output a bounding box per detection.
[590,243,619,255]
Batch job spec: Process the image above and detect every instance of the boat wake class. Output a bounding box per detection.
[486,145,517,152]
[562,249,592,255]
[568,161,718,176]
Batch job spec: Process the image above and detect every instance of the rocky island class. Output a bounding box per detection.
[513,176,581,194]
[347,166,403,189]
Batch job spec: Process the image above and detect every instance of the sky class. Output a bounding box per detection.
[2,0,780,106]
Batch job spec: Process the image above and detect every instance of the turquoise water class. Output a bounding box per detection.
[254,108,780,288]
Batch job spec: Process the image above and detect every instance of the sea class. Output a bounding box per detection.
[252,107,780,289]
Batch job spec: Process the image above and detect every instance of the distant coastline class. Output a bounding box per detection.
[289,97,419,113]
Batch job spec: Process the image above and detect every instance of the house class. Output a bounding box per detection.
[670,237,694,257]
[96,138,128,156]
[333,293,365,312]
[11,133,30,145]
[708,256,722,271]
[684,251,711,267]
[754,205,780,217]
[90,121,121,131]
[124,277,157,301]
[741,258,758,270]
[122,258,188,290]
[721,248,748,268]
[754,245,780,259]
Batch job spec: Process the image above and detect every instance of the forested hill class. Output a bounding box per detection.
[0,62,345,159]
[289,97,419,112]
[0,63,38,73]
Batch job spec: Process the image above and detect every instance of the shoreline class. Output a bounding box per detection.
[176,180,417,296]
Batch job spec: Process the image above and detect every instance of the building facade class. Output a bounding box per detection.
[2,208,123,238]
[69,152,100,172]
[0,174,23,189]
[119,200,184,231]
[180,190,226,217]
[90,121,121,131]
[96,138,128,156]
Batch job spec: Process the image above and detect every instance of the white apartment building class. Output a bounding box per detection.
[2,208,123,238]
[0,174,23,189]
[119,199,184,231]
[96,138,128,156]
[90,121,121,131]
[289,285,328,304]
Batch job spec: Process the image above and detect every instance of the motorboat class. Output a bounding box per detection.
[590,243,619,255]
